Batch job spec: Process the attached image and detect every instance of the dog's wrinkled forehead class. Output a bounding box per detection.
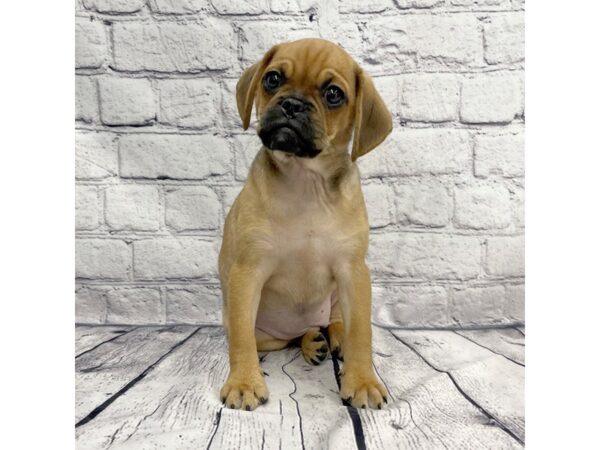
[266,39,358,99]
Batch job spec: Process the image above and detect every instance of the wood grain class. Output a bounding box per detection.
[74,325,525,449]
[355,326,523,449]
[76,327,225,449]
[393,330,525,444]
[456,329,525,365]
[75,326,136,356]
[76,326,198,424]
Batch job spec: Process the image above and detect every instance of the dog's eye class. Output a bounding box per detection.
[323,85,345,108]
[263,71,284,93]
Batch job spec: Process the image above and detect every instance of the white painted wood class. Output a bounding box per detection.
[74,326,525,449]
[76,326,197,423]
[76,327,225,449]
[75,326,135,355]
[456,329,525,365]
[354,327,523,449]
[209,349,358,450]
[393,330,525,443]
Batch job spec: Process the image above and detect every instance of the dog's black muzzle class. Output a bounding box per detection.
[258,96,321,158]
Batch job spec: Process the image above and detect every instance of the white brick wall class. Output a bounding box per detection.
[75,0,524,327]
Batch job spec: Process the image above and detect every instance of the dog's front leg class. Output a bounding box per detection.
[220,262,269,410]
[335,259,388,409]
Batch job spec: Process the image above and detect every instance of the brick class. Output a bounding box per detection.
[505,283,525,322]
[75,18,108,69]
[99,78,156,126]
[451,285,505,324]
[396,181,452,227]
[239,22,316,64]
[362,183,396,228]
[269,0,318,13]
[396,0,444,8]
[474,131,525,178]
[75,131,118,180]
[357,129,471,177]
[75,76,98,123]
[119,134,231,180]
[158,79,219,129]
[166,286,222,324]
[113,20,236,72]
[369,234,482,280]
[512,185,524,228]
[360,15,483,70]
[454,182,512,230]
[148,0,206,13]
[165,186,221,231]
[486,235,524,277]
[83,0,146,13]
[450,0,508,6]
[134,238,218,280]
[340,0,393,13]
[334,22,365,61]
[211,0,268,14]
[460,73,521,123]
[106,288,164,324]
[76,239,131,280]
[484,13,525,65]
[220,185,244,219]
[75,287,107,324]
[105,185,160,231]
[399,74,460,122]
[221,79,244,130]
[232,134,261,181]
[373,76,401,117]
[76,186,100,231]
[372,285,448,327]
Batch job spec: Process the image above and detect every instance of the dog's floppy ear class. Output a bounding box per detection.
[236,45,279,130]
[351,68,393,161]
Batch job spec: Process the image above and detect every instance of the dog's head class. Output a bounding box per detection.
[236,38,392,162]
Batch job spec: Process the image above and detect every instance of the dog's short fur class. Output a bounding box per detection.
[219,38,393,410]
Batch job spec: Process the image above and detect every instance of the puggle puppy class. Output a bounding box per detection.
[219,38,392,410]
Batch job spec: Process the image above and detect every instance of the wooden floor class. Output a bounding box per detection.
[75,325,525,449]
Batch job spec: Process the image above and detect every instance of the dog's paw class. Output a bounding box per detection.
[340,367,388,409]
[301,329,329,365]
[220,368,269,411]
[328,321,344,361]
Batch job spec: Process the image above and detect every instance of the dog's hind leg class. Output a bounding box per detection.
[255,328,290,352]
[301,328,329,365]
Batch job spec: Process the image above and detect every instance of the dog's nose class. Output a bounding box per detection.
[279,97,307,118]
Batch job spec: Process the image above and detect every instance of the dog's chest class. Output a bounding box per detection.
[265,206,341,301]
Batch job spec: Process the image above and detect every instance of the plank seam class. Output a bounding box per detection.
[454,331,525,367]
[75,327,139,359]
[389,330,525,446]
[331,355,365,450]
[281,351,306,450]
[205,406,223,450]
[513,327,526,337]
[75,326,202,428]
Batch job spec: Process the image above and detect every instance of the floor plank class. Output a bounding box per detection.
[393,330,525,444]
[76,326,198,424]
[456,329,525,366]
[76,327,225,449]
[209,349,358,450]
[353,327,523,449]
[75,326,136,356]
[75,326,525,449]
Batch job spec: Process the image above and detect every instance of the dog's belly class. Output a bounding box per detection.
[256,226,339,340]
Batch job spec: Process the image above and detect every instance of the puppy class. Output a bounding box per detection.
[219,38,392,411]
